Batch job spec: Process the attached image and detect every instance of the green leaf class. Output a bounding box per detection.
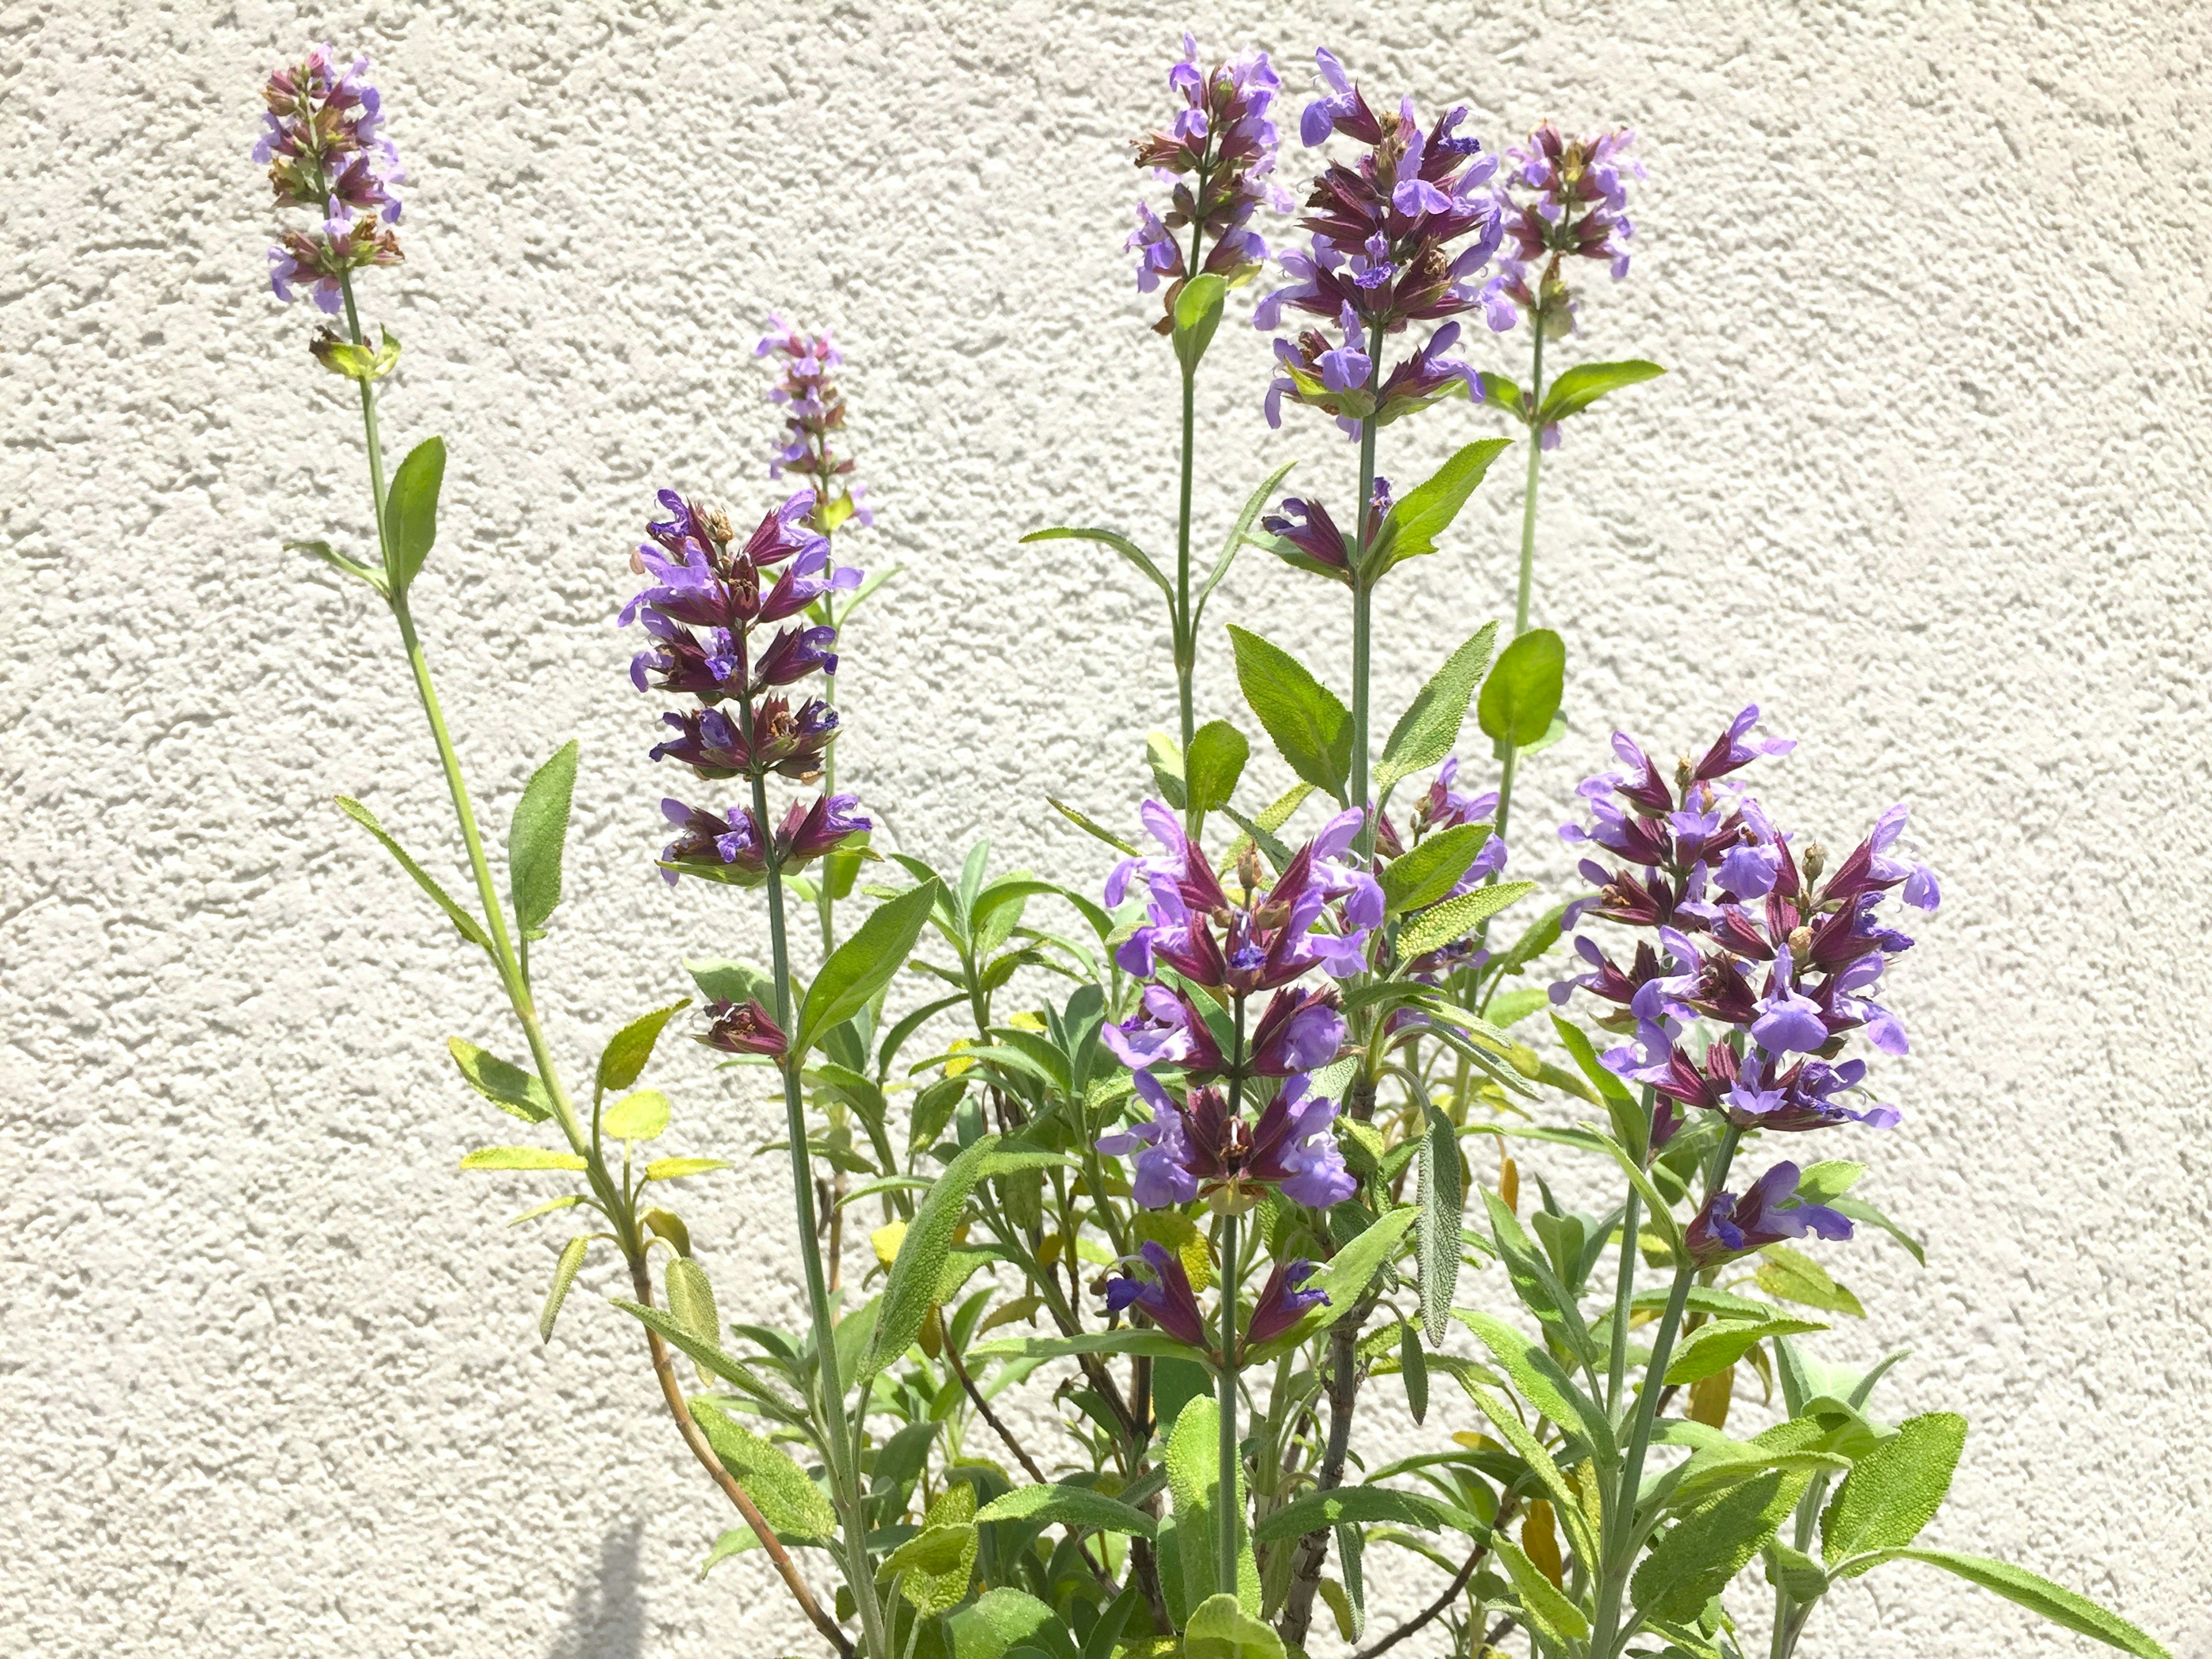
[1166,1397,1259,1611]
[1227,624,1351,801]
[1400,1320,1430,1422]
[1536,359,1665,426]
[948,1588,1067,1659]
[1665,1317,1828,1385]
[683,958,774,1010]
[1397,881,1539,959]
[1756,1244,1865,1317]
[1495,1538,1589,1643]
[1632,1467,1807,1623]
[1481,1190,1595,1370]
[509,739,578,941]
[1021,526,1171,604]
[1172,273,1230,373]
[1366,440,1512,578]
[976,1483,1157,1539]
[287,537,387,592]
[1198,460,1297,626]
[866,1134,1002,1377]
[1821,1412,1966,1570]
[1463,1385,1599,1565]
[882,1485,980,1615]
[1254,1483,1477,1543]
[538,1235,589,1341]
[1453,1308,1614,1468]
[1795,1160,1865,1203]
[335,796,492,952]
[1857,1549,2171,1658]
[797,880,942,1056]
[643,1156,728,1181]
[594,1001,686,1097]
[1185,720,1249,817]
[972,1328,1206,1365]
[448,1037,554,1123]
[599,1088,670,1141]
[689,1398,837,1543]
[664,1253,720,1354]
[1382,823,1493,916]
[1831,1191,1928,1265]
[1415,1106,1463,1347]
[384,435,445,592]
[1765,1543,1831,1602]
[1184,1591,1286,1659]
[460,1146,585,1172]
[1046,796,1139,857]
[1476,629,1566,749]
[1376,623,1499,795]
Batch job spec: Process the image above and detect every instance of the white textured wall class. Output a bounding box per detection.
[4,2,2209,1656]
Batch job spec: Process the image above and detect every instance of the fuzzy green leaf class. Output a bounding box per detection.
[976,1483,1157,1539]
[597,1001,687,1096]
[538,1234,589,1341]
[1396,881,1538,957]
[1227,624,1351,801]
[1632,1467,1806,1623]
[1821,1412,1967,1570]
[460,1146,585,1172]
[689,1398,836,1543]
[1366,441,1512,577]
[1853,1548,2171,1657]
[335,796,491,952]
[1376,623,1499,794]
[1536,359,1665,426]
[1185,720,1250,817]
[448,1037,554,1123]
[510,739,578,940]
[384,435,445,591]
[796,880,942,1056]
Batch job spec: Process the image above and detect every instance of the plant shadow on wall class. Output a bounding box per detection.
[552,1520,646,1659]
[252,33,2173,1659]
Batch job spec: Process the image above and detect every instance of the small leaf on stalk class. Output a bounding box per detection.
[1536,358,1666,426]
[335,796,492,952]
[509,738,578,941]
[600,1088,671,1142]
[1365,440,1512,577]
[384,435,445,592]
[797,880,944,1057]
[1184,719,1249,816]
[1415,1105,1464,1346]
[1382,823,1492,916]
[1477,629,1566,749]
[448,1037,554,1123]
[461,1146,585,1172]
[1172,274,1229,373]
[539,1234,589,1341]
[597,1001,688,1096]
[1396,881,1538,958]
[287,537,387,591]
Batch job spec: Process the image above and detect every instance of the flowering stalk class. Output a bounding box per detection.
[1130,37,1286,825]
[1486,124,1648,847]
[255,46,854,1656]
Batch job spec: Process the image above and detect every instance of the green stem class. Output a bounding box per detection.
[1491,324,1547,855]
[1607,1188,1639,1420]
[1350,380,1380,858]
[1590,1123,1743,1658]
[744,685,887,1659]
[1175,215,1205,836]
[1216,990,1248,1599]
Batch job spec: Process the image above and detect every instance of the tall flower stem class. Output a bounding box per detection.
[1349,382,1380,861]
[1215,990,1248,1597]
[1175,215,1207,836]
[743,685,890,1659]
[332,270,853,1657]
[1604,1085,1654,1418]
[1588,1122,1743,1659]
[1490,323,1547,851]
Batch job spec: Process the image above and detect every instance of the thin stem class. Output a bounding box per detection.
[1491,321,1548,854]
[1350,368,1380,859]
[1589,1123,1743,1659]
[1350,1496,1516,1659]
[1215,989,1248,1598]
[1175,213,1205,835]
[1607,1187,1640,1419]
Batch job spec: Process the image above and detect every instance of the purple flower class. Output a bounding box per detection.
[1554,706,1934,1137]
[702,998,788,1059]
[1685,1162,1853,1267]
[772,793,870,868]
[1105,1241,1211,1351]
[1243,1257,1328,1351]
[1259,53,1506,434]
[756,316,872,532]
[1248,985,1347,1075]
[1495,123,1643,335]
[1102,985,1230,1078]
[1128,35,1288,326]
[648,697,839,782]
[1097,1071,1355,1214]
[254,45,405,312]
[658,798,764,884]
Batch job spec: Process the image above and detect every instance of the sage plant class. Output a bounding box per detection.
[264,35,2173,1659]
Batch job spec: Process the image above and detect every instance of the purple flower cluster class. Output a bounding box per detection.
[253,44,405,314]
[1491,124,1643,336]
[1103,1242,1327,1361]
[1090,802,1369,1222]
[620,489,868,883]
[1255,50,1512,434]
[1127,35,1290,327]
[755,316,872,529]
[1551,707,1938,1259]
[1684,1161,1850,1268]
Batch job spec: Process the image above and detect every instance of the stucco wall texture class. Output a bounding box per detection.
[4,1,2209,1656]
